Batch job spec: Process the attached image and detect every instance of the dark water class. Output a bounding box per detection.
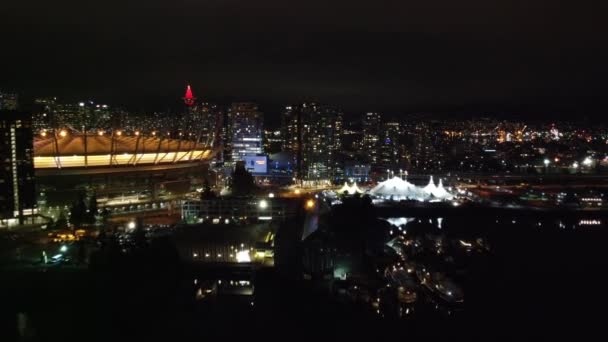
[1,211,607,341]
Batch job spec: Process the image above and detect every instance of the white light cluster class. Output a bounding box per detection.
[579,220,601,226]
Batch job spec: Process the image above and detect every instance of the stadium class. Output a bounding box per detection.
[34,131,215,172]
[34,131,219,208]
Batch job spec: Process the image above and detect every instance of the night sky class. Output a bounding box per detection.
[1,0,606,121]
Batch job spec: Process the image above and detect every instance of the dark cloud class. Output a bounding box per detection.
[1,0,606,120]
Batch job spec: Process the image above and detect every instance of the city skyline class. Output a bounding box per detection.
[3,86,608,130]
[2,2,607,341]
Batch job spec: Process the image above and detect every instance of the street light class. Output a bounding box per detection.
[268,193,275,198]
[236,250,251,263]
[543,159,550,166]
[127,221,136,230]
[59,130,68,138]
[305,199,315,210]
[60,245,68,253]
[583,157,593,166]
[259,199,268,209]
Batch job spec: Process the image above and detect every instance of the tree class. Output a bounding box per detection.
[133,217,147,248]
[526,165,538,175]
[230,162,256,196]
[100,208,111,225]
[87,193,98,224]
[69,192,87,227]
[54,211,68,230]
[200,178,216,200]
[77,240,86,264]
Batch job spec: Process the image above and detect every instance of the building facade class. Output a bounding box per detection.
[379,121,402,169]
[186,102,221,147]
[0,91,18,111]
[229,102,264,162]
[52,101,112,131]
[281,103,342,181]
[362,112,381,165]
[343,161,371,182]
[32,97,57,132]
[0,111,36,225]
[181,197,298,223]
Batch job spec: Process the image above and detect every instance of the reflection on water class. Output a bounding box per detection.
[330,211,607,320]
[193,278,255,301]
[382,217,416,227]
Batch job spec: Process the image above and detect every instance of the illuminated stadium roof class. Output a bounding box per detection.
[34,133,215,169]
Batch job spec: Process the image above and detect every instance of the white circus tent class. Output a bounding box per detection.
[370,176,453,201]
[423,175,438,194]
[370,177,427,201]
[431,179,453,200]
[338,182,365,195]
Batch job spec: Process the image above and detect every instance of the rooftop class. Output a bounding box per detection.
[34,134,208,156]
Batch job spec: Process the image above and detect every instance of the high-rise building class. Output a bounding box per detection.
[0,111,36,225]
[282,103,343,181]
[362,112,381,165]
[281,105,297,152]
[340,123,364,154]
[179,85,199,133]
[379,121,401,169]
[221,110,232,162]
[229,102,263,162]
[53,101,111,130]
[0,91,18,111]
[111,107,136,131]
[176,86,222,148]
[32,97,57,132]
[90,103,112,130]
[198,102,222,147]
[406,122,438,172]
[53,102,80,128]
[263,129,282,154]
